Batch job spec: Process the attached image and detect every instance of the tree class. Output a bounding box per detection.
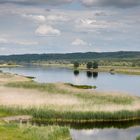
[93,61,98,69]
[86,62,92,69]
[73,62,79,69]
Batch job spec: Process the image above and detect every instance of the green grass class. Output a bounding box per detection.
[66,83,96,89]
[137,136,140,140]
[0,123,71,140]
[0,106,140,123]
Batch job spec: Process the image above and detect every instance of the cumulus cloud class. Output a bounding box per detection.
[35,25,61,36]
[72,38,88,46]
[0,37,38,45]
[76,18,108,30]
[46,15,69,22]
[81,0,140,8]
[22,14,46,22]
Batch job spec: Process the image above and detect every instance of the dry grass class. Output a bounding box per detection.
[0,72,140,122]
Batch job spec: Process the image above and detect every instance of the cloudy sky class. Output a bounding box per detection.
[0,0,140,55]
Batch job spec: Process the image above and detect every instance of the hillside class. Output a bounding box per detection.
[0,51,140,63]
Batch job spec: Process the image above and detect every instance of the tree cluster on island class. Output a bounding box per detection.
[73,61,99,69]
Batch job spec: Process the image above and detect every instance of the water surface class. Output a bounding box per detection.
[71,126,140,140]
[0,65,140,96]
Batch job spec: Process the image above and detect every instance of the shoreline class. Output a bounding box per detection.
[0,72,139,122]
[32,63,140,75]
[0,72,139,140]
[1,63,140,75]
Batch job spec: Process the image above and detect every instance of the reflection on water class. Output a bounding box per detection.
[71,126,140,140]
[86,71,99,78]
[33,120,140,140]
[93,72,98,79]
[86,71,93,78]
[73,70,80,76]
[0,66,140,96]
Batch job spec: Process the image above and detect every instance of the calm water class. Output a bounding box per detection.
[1,65,140,140]
[0,65,140,96]
[71,126,140,140]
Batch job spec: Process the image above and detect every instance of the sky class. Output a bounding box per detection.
[0,0,140,55]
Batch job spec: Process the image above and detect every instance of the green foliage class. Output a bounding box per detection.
[0,51,139,63]
[93,61,98,69]
[67,83,96,89]
[137,136,140,140]
[86,62,93,69]
[0,124,71,140]
[73,62,80,69]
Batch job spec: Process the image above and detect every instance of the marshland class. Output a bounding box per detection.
[0,64,140,140]
[0,0,140,139]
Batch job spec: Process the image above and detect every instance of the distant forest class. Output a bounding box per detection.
[0,51,140,63]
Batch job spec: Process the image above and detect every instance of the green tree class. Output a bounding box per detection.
[86,62,92,69]
[73,62,80,69]
[93,61,98,69]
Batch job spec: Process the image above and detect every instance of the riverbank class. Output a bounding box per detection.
[0,121,71,140]
[33,63,140,75]
[0,72,140,122]
[0,64,21,68]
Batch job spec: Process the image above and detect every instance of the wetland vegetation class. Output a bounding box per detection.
[0,63,140,140]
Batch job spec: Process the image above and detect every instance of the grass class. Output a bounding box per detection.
[0,123,71,140]
[137,136,140,140]
[66,83,96,89]
[1,76,140,123]
[5,81,134,105]
[6,81,59,93]
[0,106,140,123]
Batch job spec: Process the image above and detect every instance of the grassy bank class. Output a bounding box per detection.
[77,66,140,75]
[0,64,20,68]
[1,107,140,123]
[0,80,139,122]
[0,72,140,123]
[66,83,96,89]
[0,123,71,140]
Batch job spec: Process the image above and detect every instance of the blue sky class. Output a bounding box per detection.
[0,0,140,55]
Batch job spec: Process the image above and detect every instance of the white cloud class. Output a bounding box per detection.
[22,14,46,22]
[0,38,8,44]
[72,38,88,46]
[35,25,61,36]
[76,18,107,29]
[0,37,38,46]
[46,15,69,22]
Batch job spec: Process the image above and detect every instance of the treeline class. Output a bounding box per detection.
[0,51,140,63]
[0,51,140,67]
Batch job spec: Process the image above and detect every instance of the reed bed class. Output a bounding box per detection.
[0,123,71,140]
[1,106,140,123]
[1,80,140,123]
